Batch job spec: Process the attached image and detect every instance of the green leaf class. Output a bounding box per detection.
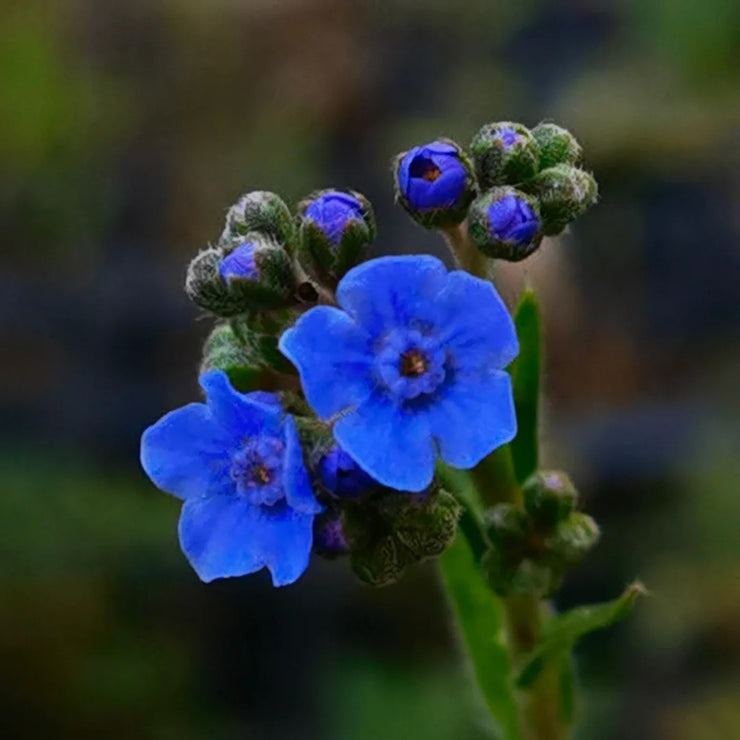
[440,531,522,739]
[517,583,646,688]
[509,290,541,485]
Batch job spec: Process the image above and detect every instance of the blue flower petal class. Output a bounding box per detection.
[424,166,466,208]
[220,242,258,281]
[436,271,519,371]
[200,370,282,437]
[178,495,314,585]
[279,306,374,419]
[427,370,516,468]
[423,141,458,156]
[283,415,322,514]
[140,403,233,500]
[397,147,420,195]
[334,392,435,492]
[335,255,447,337]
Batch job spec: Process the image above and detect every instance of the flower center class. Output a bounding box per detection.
[376,329,447,402]
[252,464,271,485]
[409,155,442,182]
[421,165,442,181]
[231,436,285,506]
[400,349,428,377]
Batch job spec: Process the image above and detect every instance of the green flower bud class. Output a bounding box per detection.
[298,189,376,283]
[467,187,544,262]
[531,123,582,170]
[221,191,295,251]
[469,122,539,188]
[525,164,598,236]
[185,235,297,316]
[349,533,408,588]
[522,470,578,526]
[391,489,461,560]
[547,512,600,567]
[484,503,529,548]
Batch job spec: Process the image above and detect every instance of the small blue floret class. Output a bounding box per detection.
[487,195,540,244]
[279,255,519,492]
[219,242,259,282]
[140,370,321,585]
[398,141,468,211]
[304,191,364,246]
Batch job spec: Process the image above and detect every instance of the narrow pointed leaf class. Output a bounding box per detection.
[509,290,541,485]
[440,531,522,739]
[517,583,646,687]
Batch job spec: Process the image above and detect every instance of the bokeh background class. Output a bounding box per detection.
[2,0,738,737]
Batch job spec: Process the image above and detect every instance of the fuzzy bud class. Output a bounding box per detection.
[531,123,582,170]
[470,121,540,188]
[298,189,375,283]
[522,470,578,526]
[525,164,598,236]
[221,191,295,251]
[468,187,543,261]
[394,139,476,229]
[185,236,297,316]
[547,512,600,567]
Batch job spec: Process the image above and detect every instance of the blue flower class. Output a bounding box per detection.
[397,141,469,211]
[279,255,518,492]
[319,444,377,497]
[219,241,259,282]
[304,191,365,247]
[140,370,322,585]
[487,193,540,245]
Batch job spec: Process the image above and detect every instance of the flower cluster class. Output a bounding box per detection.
[393,121,597,262]
[140,118,598,589]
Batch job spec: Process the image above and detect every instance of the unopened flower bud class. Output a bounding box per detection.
[390,489,461,560]
[394,139,476,229]
[468,187,543,261]
[186,236,297,316]
[525,164,598,236]
[531,123,582,170]
[298,189,376,282]
[313,508,349,558]
[484,503,529,548]
[523,470,578,526]
[318,444,377,498]
[470,122,540,187]
[221,191,295,250]
[547,512,600,567]
[350,534,407,587]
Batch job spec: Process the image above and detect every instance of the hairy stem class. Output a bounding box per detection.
[442,222,488,278]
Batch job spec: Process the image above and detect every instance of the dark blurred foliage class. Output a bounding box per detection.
[1,0,738,738]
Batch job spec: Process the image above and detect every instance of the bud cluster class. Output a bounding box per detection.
[481,471,600,597]
[392,120,597,262]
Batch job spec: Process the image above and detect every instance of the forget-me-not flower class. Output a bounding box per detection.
[279,255,518,492]
[140,370,321,585]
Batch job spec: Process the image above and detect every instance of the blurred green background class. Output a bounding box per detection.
[1,0,738,737]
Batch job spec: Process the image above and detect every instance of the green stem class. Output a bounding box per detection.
[442,222,489,278]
